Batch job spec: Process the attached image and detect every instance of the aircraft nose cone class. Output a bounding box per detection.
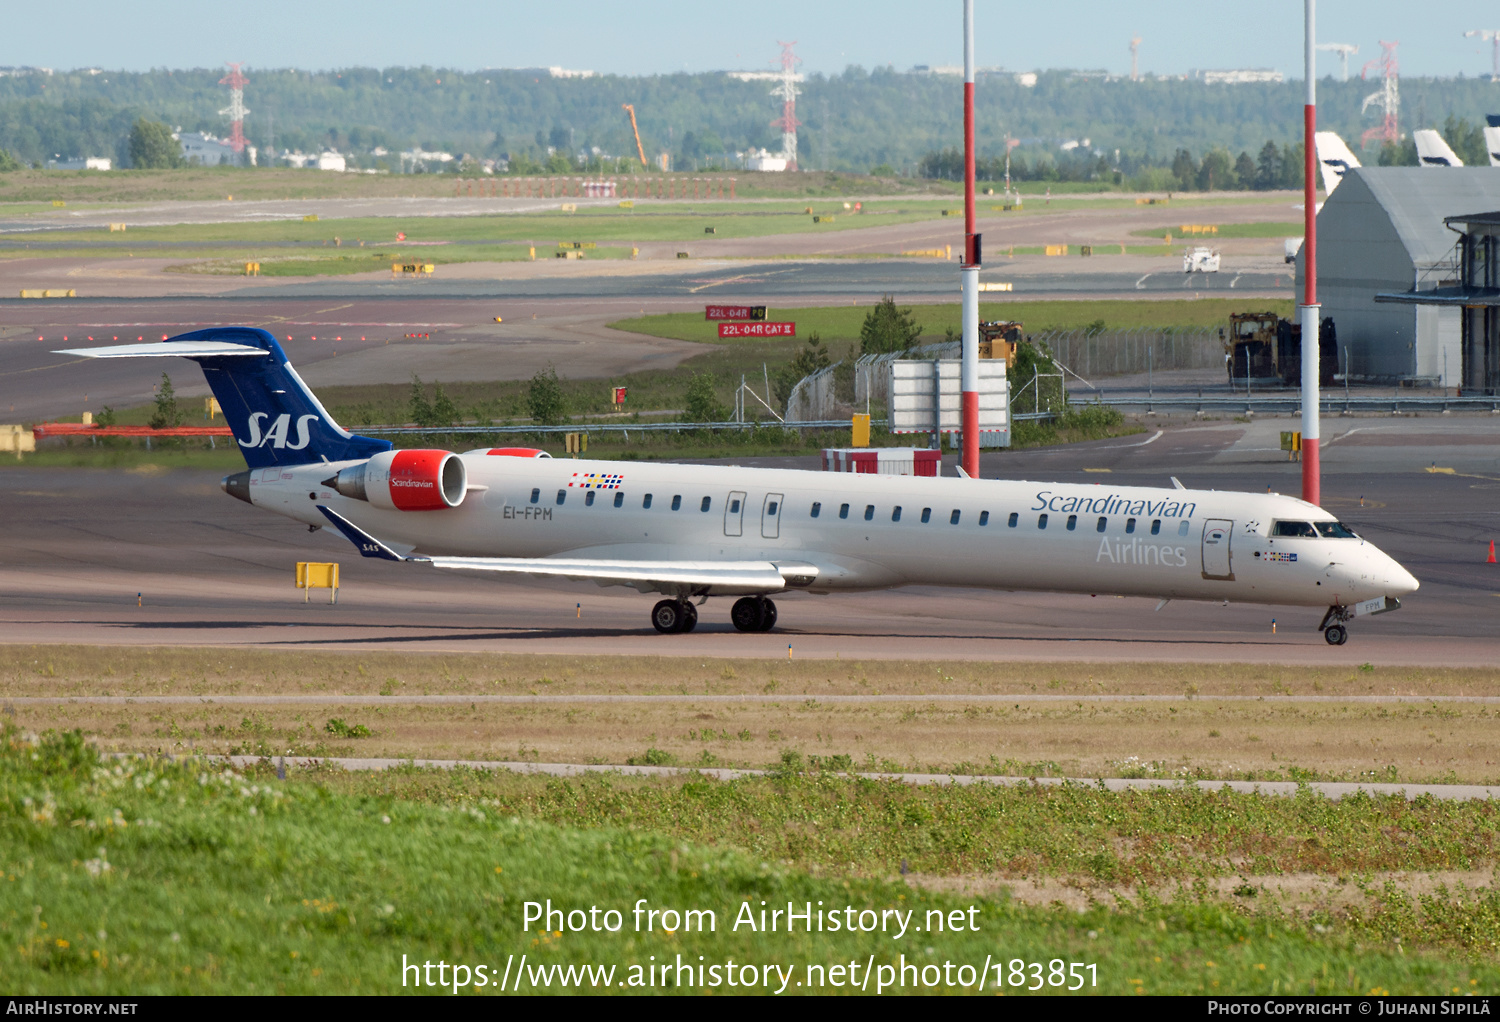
[1387,559,1419,596]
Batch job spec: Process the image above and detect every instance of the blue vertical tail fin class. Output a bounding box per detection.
[55,327,392,469]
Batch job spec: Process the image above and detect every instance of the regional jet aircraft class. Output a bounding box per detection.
[59,330,1419,645]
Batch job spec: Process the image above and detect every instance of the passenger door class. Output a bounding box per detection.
[724,490,746,537]
[1201,519,1234,580]
[762,492,784,539]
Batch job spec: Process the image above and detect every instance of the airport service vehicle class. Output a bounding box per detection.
[60,329,1420,645]
[1223,313,1337,388]
[1182,247,1220,273]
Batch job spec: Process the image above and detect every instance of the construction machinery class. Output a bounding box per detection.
[621,104,647,168]
[1223,312,1337,387]
[977,320,1022,366]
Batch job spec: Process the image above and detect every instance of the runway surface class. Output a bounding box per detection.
[3,417,1497,666]
[222,755,1500,802]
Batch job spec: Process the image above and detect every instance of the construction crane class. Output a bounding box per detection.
[621,104,647,168]
[1316,42,1359,81]
[1465,30,1500,79]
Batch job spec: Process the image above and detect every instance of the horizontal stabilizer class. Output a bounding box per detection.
[54,340,267,358]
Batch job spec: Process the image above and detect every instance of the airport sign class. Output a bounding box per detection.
[718,321,794,338]
[705,305,768,321]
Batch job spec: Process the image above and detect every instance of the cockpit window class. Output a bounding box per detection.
[1314,521,1359,539]
[1271,521,1318,538]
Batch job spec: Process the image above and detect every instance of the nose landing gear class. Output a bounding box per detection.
[1318,604,1352,645]
[730,596,778,632]
[651,599,698,634]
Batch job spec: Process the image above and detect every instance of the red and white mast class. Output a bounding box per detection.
[772,42,802,170]
[219,63,249,153]
[1300,1,1320,506]
[959,0,980,479]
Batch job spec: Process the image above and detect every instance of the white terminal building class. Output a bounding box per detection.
[177,131,256,166]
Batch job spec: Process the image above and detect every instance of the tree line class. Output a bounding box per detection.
[0,66,1497,174]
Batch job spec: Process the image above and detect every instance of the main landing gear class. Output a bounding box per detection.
[1318,604,1352,646]
[651,599,698,634]
[730,596,777,633]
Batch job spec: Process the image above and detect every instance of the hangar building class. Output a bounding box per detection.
[1294,166,1500,386]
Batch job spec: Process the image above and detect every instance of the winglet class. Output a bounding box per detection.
[1170,476,1186,490]
[316,506,423,562]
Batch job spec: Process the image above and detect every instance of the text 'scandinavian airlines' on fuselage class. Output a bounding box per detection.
[60,330,1419,644]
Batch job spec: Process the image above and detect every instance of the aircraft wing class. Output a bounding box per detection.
[316,505,805,593]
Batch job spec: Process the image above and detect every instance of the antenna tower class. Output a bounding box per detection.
[1129,35,1141,81]
[1465,30,1500,79]
[771,41,802,170]
[1359,41,1399,149]
[218,63,249,153]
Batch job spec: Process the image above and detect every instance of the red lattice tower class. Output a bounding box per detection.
[771,41,802,171]
[218,63,249,153]
[1359,41,1399,149]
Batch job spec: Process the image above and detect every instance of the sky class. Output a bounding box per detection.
[5,1,1499,80]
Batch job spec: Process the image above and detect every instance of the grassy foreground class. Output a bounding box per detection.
[2,728,1495,995]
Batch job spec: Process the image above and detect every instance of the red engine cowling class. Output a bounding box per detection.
[349,449,467,511]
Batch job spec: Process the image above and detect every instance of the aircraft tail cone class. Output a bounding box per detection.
[1488,540,1496,564]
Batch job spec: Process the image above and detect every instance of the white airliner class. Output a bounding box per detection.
[1413,129,1464,168]
[59,330,1420,645]
[1483,125,1500,168]
[1314,131,1361,196]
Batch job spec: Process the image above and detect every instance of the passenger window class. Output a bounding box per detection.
[921,508,932,524]
[671,495,682,511]
[767,501,778,515]
[864,505,874,521]
[1272,521,1318,538]
[585,490,596,506]
[950,509,961,525]
[810,501,821,518]
[1007,512,1018,528]
[1150,519,1161,535]
[979,511,989,526]
[1315,521,1358,539]
[1038,514,1048,529]
[613,492,624,508]
[1178,520,1190,537]
[700,496,712,512]
[1096,516,1107,533]
[1066,514,1077,531]
[892,506,902,522]
[556,489,566,505]
[643,494,653,509]
[839,503,850,519]
[729,498,741,514]
[1125,517,1136,534]
[529,487,540,504]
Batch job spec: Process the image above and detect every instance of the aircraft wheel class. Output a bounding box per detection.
[1324,624,1348,646]
[652,599,685,634]
[758,598,778,632]
[681,603,698,633]
[730,597,763,633]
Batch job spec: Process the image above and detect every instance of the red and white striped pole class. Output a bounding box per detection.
[960,0,980,479]
[1301,0,1321,506]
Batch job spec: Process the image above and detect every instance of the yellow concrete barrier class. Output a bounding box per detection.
[1179,224,1219,235]
[0,425,36,459]
[20,289,76,298]
[1044,245,1069,256]
[296,561,340,603]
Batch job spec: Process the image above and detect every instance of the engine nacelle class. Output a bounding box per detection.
[328,449,466,511]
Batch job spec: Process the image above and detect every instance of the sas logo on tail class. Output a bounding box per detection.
[240,412,320,450]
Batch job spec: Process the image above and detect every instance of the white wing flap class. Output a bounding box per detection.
[54,341,266,358]
[424,556,794,591]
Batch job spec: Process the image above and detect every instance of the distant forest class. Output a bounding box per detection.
[0,66,1496,182]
